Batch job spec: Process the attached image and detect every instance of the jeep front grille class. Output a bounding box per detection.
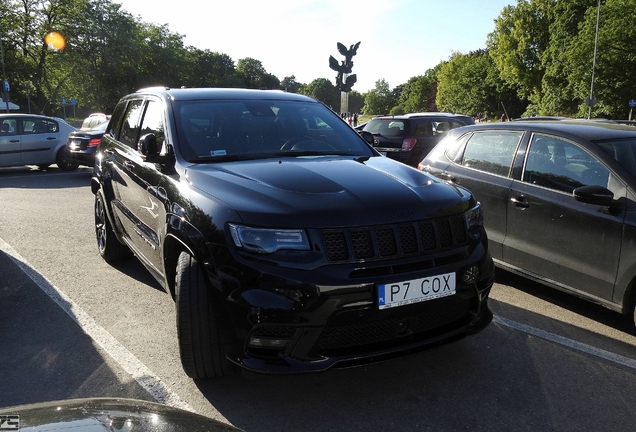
[322,215,468,263]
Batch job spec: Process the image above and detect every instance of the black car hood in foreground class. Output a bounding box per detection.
[185,156,471,227]
[0,398,242,431]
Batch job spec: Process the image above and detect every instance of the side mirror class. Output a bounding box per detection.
[138,133,163,162]
[360,130,374,145]
[573,185,614,206]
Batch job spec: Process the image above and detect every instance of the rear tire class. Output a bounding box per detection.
[94,193,132,262]
[175,251,232,379]
[56,147,79,171]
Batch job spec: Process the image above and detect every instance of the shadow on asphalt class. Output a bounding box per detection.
[494,267,635,335]
[0,248,153,409]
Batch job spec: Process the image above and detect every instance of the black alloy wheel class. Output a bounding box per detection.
[94,193,132,262]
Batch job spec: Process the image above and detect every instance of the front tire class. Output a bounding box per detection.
[94,193,132,262]
[56,148,79,171]
[175,252,232,379]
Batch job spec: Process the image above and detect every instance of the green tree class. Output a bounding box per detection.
[347,90,365,114]
[281,75,302,93]
[183,49,241,88]
[236,57,279,89]
[487,0,553,105]
[540,0,596,116]
[362,79,395,115]
[560,0,636,118]
[392,70,439,114]
[298,78,339,109]
[437,50,524,119]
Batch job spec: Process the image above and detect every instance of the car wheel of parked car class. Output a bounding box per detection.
[56,148,79,171]
[94,193,132,262]
[175,251,232,379]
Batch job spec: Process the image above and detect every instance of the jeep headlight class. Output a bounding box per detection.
[229,224,310,254]
[465,202,483,229]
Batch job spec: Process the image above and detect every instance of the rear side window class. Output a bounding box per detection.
[139,100,166,153]
[460,131,523,176]
[523,134,610,192]
[22,118,58,134]
[412,120,433,136]
[119,100,145,149]
[363,119,405,137]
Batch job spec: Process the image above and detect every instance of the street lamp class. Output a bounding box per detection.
[587,0,601,119]
[0,21,10,113]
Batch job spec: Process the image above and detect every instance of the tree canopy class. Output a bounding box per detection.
[1,0,635,120]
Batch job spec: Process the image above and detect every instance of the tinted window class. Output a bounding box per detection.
[22,118,58,134]
[412,120,433,136]
[139,100,166,153]
[0,118,17,135]
[523,134,610,192]
[363,119,405,137]
[119,100,145,148]
[107,102,127,139]
[596,137,636,178]
[460,131,523,176]
[174,100,372,161]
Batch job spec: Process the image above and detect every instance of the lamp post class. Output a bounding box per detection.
[0,21,10,113]
[587,0,601,119]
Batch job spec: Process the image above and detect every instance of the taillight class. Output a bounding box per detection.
[88,138,101,147]
[402,138,417,151]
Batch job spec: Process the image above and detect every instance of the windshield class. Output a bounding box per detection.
[174,100,373,162]
[595,137,636,178]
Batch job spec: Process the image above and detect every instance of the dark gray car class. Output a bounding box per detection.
[419,120,636,324]
[359,112,474,167]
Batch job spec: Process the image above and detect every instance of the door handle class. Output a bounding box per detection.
[46,137,56,140]
[510,196,530,208]
[123,161,135,170]
[440,172,457,183]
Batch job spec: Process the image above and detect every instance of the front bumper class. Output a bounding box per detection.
[217,244,495,374]
[65,146,97,167]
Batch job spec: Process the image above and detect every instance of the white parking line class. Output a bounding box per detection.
[494,315,636,370]
[0,237,196,413]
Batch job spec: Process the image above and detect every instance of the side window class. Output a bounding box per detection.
[119,100,144,148]
[139,100,166,153]
[412,120,433,136]
[432,121,452,136]
[460,131,523,176]
[22,118,57,134]
[0,118,17,135]
[523,135,610,193]
[107,102,128,139]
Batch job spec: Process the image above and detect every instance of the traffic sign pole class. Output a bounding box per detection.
[629,99,636,121]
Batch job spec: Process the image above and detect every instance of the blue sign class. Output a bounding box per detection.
[61,97,67,106]
[629,99,636,108]
[70,97,77,106]
[2,80,9,92]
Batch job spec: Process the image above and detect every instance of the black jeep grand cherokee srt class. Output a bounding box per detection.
[92,87,494,379]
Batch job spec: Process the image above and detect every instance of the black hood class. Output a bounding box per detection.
[185,156,472,227]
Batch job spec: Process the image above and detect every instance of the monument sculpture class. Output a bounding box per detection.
[329,41,360,114]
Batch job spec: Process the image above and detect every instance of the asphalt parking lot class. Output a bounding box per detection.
[2,166,636,431]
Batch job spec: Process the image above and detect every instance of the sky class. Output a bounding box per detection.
[115,0,516,93]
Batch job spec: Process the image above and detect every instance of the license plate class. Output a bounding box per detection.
[378,272,456,310]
